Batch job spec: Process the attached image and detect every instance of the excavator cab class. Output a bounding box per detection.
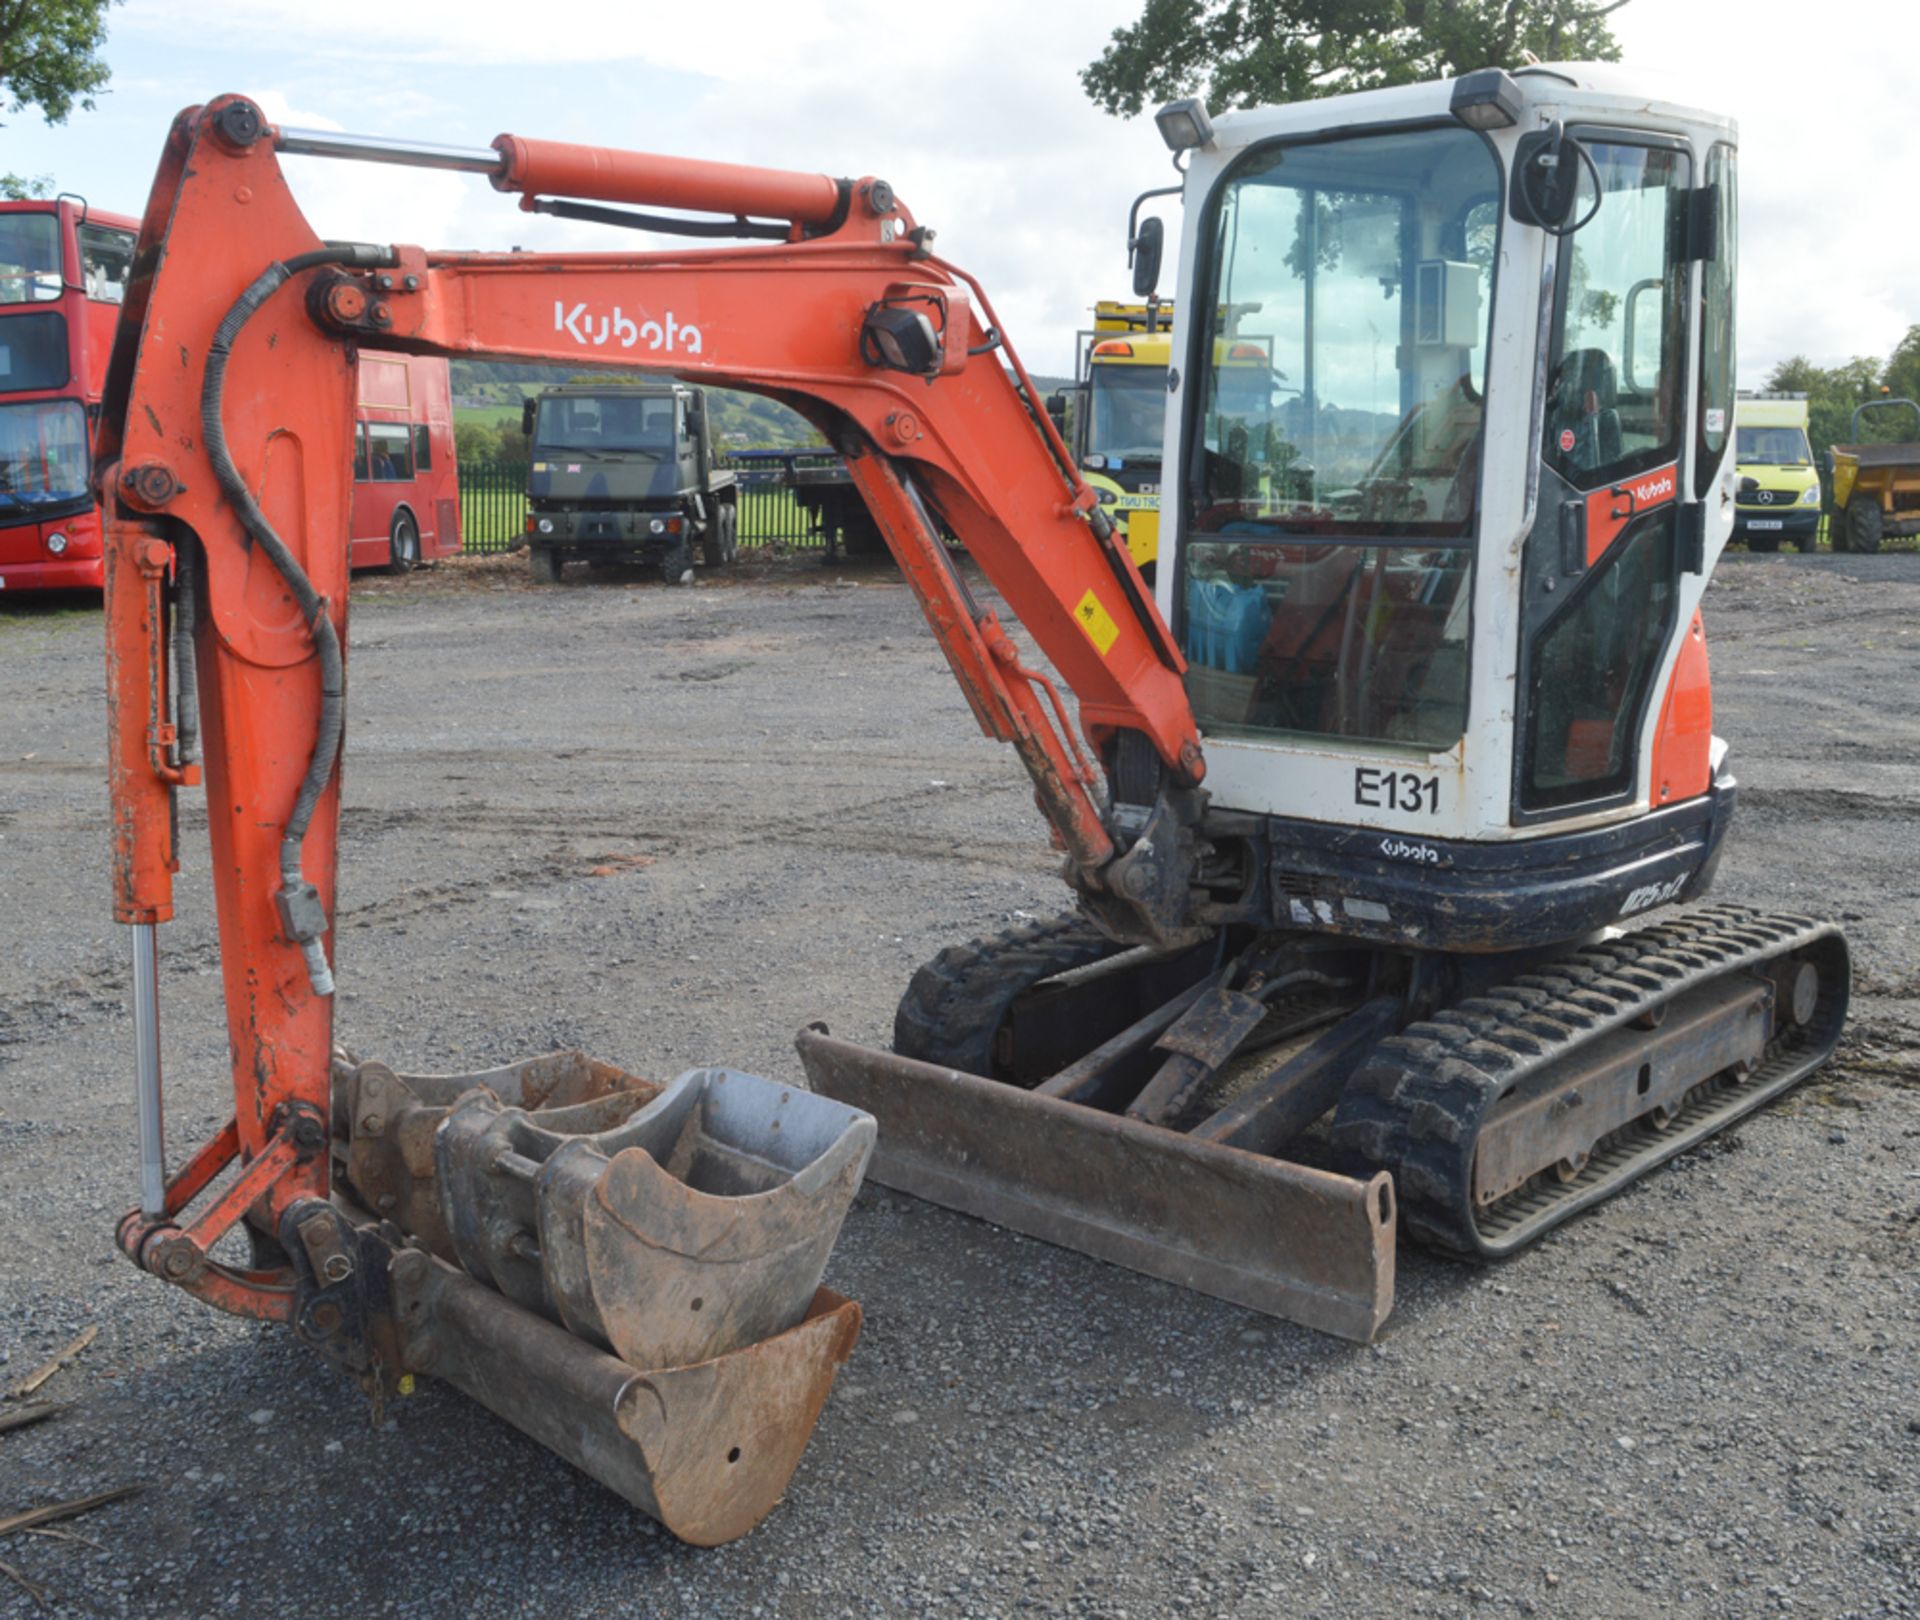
[805,67,1843,1325]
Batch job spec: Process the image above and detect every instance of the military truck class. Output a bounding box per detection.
[521,383,738,583]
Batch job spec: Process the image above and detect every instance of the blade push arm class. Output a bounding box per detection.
[96,96,1207,1312]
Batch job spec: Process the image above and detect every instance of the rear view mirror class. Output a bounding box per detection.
[521,399,537,437]
[1510,125,1584,231]
[1131,216,1164,299]
[1045,391,1068,430]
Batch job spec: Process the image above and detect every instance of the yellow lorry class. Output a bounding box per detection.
[1732,391,1822,552]
[1060,299,1175,572]
[1056,300,1282,574]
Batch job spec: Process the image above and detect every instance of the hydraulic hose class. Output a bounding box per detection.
[199,243,394,996]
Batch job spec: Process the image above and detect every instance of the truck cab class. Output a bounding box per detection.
[522,382,738,583]
[1732,391,1821,552]
[1072,300,1176,573]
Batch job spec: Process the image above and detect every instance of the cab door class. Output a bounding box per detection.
[1513,134,1697,821]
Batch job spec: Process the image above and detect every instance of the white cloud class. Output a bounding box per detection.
[50,0,1920,385]
[1613,0,1920,379]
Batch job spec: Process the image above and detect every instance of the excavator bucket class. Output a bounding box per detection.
[796,1027,1396,1343]
[326,1052,873,1542]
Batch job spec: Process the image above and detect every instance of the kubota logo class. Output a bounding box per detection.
[1625,470,1675,507]
[554,301,703,354]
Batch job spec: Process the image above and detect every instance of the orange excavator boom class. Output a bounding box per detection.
[94,95,1207,1541]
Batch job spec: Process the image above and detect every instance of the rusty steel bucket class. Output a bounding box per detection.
[796,1026,1394,1343]
[329,1051,873,1542]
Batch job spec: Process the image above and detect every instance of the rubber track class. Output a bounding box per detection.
[1330,905,1850,1260]
[893,912,1126,1079]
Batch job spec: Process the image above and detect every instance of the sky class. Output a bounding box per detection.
[4,0,1917,383]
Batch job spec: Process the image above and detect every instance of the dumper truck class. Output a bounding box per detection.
[1830,397,1920,553]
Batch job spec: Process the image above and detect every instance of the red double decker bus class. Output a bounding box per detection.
[0,197,137,592]
[350,351,462,571]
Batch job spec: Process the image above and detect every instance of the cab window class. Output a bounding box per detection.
[1694,146,1736,496]
[1541,141,1690,489]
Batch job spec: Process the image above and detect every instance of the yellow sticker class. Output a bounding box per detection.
[1073,589,1121,656]
[531,462,548,472]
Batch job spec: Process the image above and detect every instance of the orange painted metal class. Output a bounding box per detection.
[96,97,1204,1321]
[491,134,850,227]
[1583,462,1679,567]
[1649,609,1713,805]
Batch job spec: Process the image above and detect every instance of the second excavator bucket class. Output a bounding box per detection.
[326,1051,874,1541]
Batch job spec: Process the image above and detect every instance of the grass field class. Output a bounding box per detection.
[458,465,821,552]
[455,403,520,431]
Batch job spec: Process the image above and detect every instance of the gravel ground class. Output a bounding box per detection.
[1,547,1916,1619]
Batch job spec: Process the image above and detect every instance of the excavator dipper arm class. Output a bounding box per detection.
[92,96,1209,1534]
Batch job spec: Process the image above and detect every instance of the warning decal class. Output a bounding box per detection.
[1073,589,1121,656]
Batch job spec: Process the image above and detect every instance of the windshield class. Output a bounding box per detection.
[1086,364,1167,463]
[0,399,88,512]
[0,213,63,306]
[1180,124,1498,754]
[1192,125,1498,541]
[1736,425,1811,466]
[536,394,675,455]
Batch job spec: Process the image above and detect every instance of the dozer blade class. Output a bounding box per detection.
[796,1026,1395,1343]
[326,1050,874,1541]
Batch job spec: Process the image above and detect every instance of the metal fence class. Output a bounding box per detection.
[458,455,835,554]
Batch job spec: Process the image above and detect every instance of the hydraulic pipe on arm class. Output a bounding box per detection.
[96,95,1207,1321]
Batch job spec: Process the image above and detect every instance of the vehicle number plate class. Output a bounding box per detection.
[1747,519,1783,530]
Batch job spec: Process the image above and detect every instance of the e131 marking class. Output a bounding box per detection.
[1354,767,1439,816]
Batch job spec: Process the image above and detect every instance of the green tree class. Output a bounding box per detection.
[2,0,122,199]
[454,419,502,465]
[1880,324,1920,411]
[1083,0,1627,117]
[2,0,122,124]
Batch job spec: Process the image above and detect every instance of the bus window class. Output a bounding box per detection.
[0,311,71,391]
[353,423,369,481]
[77,224,135,305]
[0,213,62,305]
[366,422,412,481]
[413,423,432,471]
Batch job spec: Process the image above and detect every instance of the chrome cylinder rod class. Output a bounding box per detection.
[130,922,167,1220]
[275,127,503,176]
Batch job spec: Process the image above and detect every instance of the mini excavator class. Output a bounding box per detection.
[98,67,1847,1541]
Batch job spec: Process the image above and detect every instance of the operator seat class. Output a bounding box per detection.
[1551,348,1623,475]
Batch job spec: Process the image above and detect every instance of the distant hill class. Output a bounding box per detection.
[451,361,1085,454]
[451,360,821,450]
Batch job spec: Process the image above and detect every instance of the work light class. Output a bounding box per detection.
[1155,98,1215,153]
[1450,68,1523,132]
